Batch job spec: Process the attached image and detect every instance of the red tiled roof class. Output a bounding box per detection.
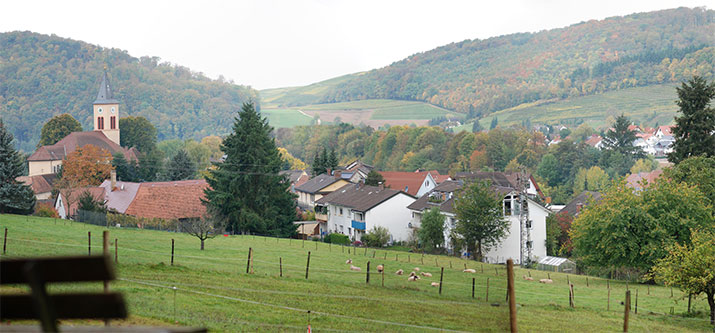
[124,179,208,220]
[657,125,674,136]
[17,174,57,195]
[28,131,137,161]
[626,169,663,190]
[378,171,433,196]
[584,135,602,147]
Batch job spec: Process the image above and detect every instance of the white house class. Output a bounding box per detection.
[379,170,440,198]
[315,183,416,242]
[408,179,549,264]
[294,174,351,210]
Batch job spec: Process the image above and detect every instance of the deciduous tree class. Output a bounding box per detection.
[57,144,113,187]
[454,179,509,261]
[38,114,82,147]
[418,207,445,253]
[119,116,158,153]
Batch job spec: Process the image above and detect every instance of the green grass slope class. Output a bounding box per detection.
[1,214,712,332]
[260,73,361,108]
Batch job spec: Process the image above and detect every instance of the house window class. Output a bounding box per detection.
[110,116,116,129]
[339,208,343,215]
[425,180,429,187]
[97,117,104,130]
[348,227,351,235]
[504,197,512,216]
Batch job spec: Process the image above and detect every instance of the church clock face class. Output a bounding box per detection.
[111,107,116,113]
[98,107,103,113]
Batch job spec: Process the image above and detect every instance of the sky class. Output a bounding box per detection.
[1,1,711,90]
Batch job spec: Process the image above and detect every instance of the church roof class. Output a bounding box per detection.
[94,71,119,104]
[28,131,137,162]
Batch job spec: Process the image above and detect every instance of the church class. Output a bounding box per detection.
[27,71,138,177]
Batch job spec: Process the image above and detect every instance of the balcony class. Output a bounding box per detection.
[351,220,366,231]
[315,213,328,221]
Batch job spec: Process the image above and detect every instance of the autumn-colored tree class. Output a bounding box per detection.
[469,149,488,171]
[58,144,113,188]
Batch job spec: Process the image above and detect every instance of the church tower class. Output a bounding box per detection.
[93,71,120,145]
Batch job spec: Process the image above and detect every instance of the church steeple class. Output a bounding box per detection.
[92,70,120,145]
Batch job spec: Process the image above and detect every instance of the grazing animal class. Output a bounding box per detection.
[431,282,440,287]
[377,264,384,273]
[463,269,476,273]
[408,275,420,281]
[345,259,352,264]
[523,275,534,281]
[395,269,404,275]
[539,279,553,284]
[350,265,361,271]
[414,267,420,272]
[420,272,432,277]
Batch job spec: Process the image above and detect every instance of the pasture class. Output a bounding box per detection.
[1,214,712,332]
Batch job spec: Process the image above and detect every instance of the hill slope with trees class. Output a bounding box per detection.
[0,31,258,152]
[267,7,714,121]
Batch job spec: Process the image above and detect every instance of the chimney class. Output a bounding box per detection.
[334,170,342,179]
[111,169,117,191]
[327,168,332,176]
[378,181,384,190]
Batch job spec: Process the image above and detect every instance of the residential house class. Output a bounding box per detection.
[124,179,208,220]
[55,186,106,219]
[625,169,663,191]
[655,125,674,139]
[584,135,603,149]
[315,183,415,242]
[280,170,310,193]
[17,174,57,201]
[559,191,602,218]
[454,171,544,200]
[379,170,439,197]
[294,174,351,210]
[343,160,375,183]
[408,179,549,264]
[294,221,320,239]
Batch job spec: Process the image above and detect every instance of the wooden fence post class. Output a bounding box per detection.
[279,257,283,277]
[586,277,589,287]
[366,261,370,284]
[384,252,386,260]
[635,289,638,314]
[171,239,174,266]
[507,259,517,333]
[472,278,475,298]
[3,227,7,254]
[408,254,410,263]
[439,267,444,295]
[450,261,452,269]
[88,231,91,255]
[114,238,118,264]
[305,251,311,279]
[246,247,252,273]
[687,293,692,313]
[486,277,490,302]
[569,284,575,308]
[607,288,611,311]
[435,258,438,267]
[623,290,631,332]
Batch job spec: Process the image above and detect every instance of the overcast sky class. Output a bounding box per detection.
[1,1,711,89]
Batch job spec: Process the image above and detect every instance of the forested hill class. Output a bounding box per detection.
[0,31,258,152]
[271,7,714,117]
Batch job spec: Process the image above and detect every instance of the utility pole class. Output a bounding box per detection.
[518,167,532,266]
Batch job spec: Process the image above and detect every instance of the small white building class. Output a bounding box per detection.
[315,184,416,242]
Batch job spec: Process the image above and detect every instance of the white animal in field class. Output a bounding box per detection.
[523,276,534,281]
[377,264,384,273]
[539,279,553,284]
[350,265,361,271]
[420,272,432,277]
[463,269,476,273]
[431,282,440,287]
[395,269,404,275]
[414,267,420,272]
[408,275,420,281]
[345,259,352,264]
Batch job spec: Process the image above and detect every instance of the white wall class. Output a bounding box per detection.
[416,174,437,198]
[326,204,353,237]
[55,194,67,219]
[364,193,415,242]
[483,199,549,264]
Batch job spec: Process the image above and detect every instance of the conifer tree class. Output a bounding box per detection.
[167,150,195,180]
[311,150,324,176]
[327,148,339,170]
[0,120,35,214]
[203,103,296,236]
[668,76,715,163]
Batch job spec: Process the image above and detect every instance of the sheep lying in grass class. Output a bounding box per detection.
[377,264,384,273]
[413,267,420,272]
[463,268,476,273]
[431,282,440,287]
[407,274,420,282]
[420,272,432,277]
[345,259,352,264]
[395,269,404,275]
[350,265,361,271]
[523,275,534,281]
[539,279,553,284]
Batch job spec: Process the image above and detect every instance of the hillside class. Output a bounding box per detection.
[265,7,714,122]
[2,214,712,331]
[0,31,258,152]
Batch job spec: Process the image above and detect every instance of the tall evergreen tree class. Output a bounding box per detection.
[167,149,195,181]
[364,170,385,186]
[203,103,296,236]
[602,114,644,158]
[327,148,339,171]
[112,152,139,182]
[472,120,483,132]
[668,76,715,163]
[0,120,35,214]
[311,150,324,176]
[490,116,498,129]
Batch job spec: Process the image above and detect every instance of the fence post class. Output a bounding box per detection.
[305,251,311,279]
[366,261,370,284]
[486,277,490,302]
[171,239,175,266]
[481,264,484,273]
[103,231,110,327]
[246,247,252,274]
[569,284,575,308]
[114,238,118,264]
[623,290,631,332]
[373,251,376,258]
[687,293,692,313]
[381,265,385,287]
[88,231,91,255]
[364,247,367,256]
[472,278,475,298]
[635,289,638,314]
[408,254,410,263]
[507,259,517,333]
[279,257,283,277]
[439,267,444,295]
[435,258,438,267]
[586,277,589,287]
[3,227,7,254]
[384,252,386,260]
[608,288,611,311]
[450,261,452,269]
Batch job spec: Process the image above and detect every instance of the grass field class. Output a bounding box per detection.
[261,108,313,128]
[473,84,679,131]
[1,214,712,332]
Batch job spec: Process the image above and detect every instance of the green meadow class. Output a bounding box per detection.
[1,214,712,332]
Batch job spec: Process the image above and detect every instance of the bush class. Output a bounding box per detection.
[324,233,350,245]
[34,202,59,218]
[362,226,391,248]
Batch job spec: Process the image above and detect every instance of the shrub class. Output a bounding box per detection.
[325,233,350,245]
[34,202,59,218]
[362,226,391,248]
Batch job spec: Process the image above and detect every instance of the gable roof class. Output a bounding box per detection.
[316,184,414,212]
[625,169,663,191]
[98,180,141,214]
[28,131,138,161]
[17,174,57,195]
[124,179,208,220]
[295,174,344,194]
[378,171,434,196]
[280,170,309,183]
[94,71,119,104]
[585,135,602,147]
[560,191,602,217]
[407,194,456,215]
[433,180,463,193]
